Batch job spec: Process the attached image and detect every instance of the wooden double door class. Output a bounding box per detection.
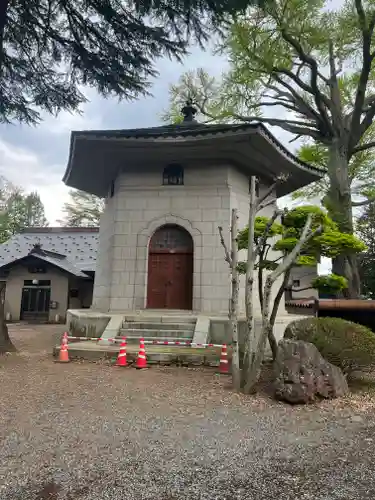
[147,225,193,310]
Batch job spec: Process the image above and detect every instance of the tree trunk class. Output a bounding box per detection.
[267,269,291,361]
[0,283,16,353]
[229,209,241,391]
[0,0,9,71]
[326,142,360,298]
[243,275,273,394]
[242,176,257,388]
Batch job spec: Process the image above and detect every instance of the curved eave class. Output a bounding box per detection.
[63,123,324,198]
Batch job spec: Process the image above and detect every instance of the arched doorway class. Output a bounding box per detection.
[147,224,193,310]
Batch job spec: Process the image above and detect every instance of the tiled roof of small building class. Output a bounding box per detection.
[0,227,99,273]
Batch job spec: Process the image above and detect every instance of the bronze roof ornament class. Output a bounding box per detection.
[181,98,197,123]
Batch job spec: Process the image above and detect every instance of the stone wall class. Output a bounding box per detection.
[91,162,291,316]
[92,163,234,314]
[92,194,116,311]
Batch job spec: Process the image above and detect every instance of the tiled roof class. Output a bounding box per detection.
[0,227,99,273]
[285,298,375,310]
[68,122,324,177]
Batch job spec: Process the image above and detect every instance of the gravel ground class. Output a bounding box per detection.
[1,324,375,500]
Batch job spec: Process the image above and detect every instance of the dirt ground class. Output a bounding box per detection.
[1,324,375,500]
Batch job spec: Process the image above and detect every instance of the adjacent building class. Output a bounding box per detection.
[0,227,98,322]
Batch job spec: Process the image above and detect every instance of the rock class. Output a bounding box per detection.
[274,340,349,404]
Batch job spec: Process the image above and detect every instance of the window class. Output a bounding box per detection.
[28,266,46,274]
[150,225,193,252]
[24,280,51,287]
[292,279,300,288]
[162,164,184,185]
[69,289,79,298]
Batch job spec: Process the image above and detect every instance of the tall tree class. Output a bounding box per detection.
[60,189,104,227]
[163,1,375,298]
[0,180,48,242]
[0,0,265,124]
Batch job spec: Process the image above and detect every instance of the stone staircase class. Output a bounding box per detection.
[116,315,196,346]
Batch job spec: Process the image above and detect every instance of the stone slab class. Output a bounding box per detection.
[192,316,210,347]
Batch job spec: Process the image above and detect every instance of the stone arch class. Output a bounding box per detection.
[133,214,203,310]
[147,224,193,309]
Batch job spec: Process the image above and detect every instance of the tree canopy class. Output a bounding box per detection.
[163,0,375,297]
[0,177,48,242]
[59,189,104,227]
[0,0,265,124]
[237,205,366,300]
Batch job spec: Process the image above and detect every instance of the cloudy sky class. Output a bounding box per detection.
[0,43,331,273]
[0,46,231,223]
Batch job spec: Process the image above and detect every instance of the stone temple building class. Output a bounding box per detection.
[62,103,322,345]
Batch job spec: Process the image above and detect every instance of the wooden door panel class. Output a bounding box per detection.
[147,254,170,308]
[166,254,193,310]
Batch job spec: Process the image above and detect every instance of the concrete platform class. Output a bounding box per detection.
[53,341,230,367]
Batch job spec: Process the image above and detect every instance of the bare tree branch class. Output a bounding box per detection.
[279,30,333,135]
[349,2,375,149]
[218,225,232,266]
[271,74,323,124]
[352,140,375,155]
[256,180,278,208]
[254,209,283,259]
[231,113,321,139]
[257,197,276,212]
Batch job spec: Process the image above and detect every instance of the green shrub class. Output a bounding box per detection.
[284,317,375,374]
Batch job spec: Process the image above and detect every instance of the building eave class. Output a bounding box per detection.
[0,253,92,278]
[63,123,324,198]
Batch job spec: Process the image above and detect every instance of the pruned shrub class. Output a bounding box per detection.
[284,317,375,374]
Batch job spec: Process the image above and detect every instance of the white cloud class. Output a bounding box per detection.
[0,139,70,223]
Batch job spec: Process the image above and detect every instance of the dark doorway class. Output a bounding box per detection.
[147,225,193,310]
[20,280,51,322]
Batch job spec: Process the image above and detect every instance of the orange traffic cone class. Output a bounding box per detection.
[135,338,148,369]
[219,344,229,374]
[116,340,128,367]
[56,341,70,363]
[62,332,68,345]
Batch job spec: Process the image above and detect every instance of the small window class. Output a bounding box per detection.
[24,280,51,287]
[292,279,300,288]
[69,289,79,298]
[163,164,184,186]
[28,266,46,274]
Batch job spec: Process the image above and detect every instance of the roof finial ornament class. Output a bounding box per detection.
[181,98,197,123]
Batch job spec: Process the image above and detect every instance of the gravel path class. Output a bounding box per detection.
[1,324,375,499]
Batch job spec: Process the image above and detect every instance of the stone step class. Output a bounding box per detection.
[115,336,192,345]
[121,322,195,332]
[123,315,196,325]
[118,328,194,339]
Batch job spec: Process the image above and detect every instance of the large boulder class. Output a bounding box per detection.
[274,340,349,404]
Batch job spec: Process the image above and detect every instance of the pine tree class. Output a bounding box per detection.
[0,180,48,243]
[60,189,104,227]
[0,0,262,124]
